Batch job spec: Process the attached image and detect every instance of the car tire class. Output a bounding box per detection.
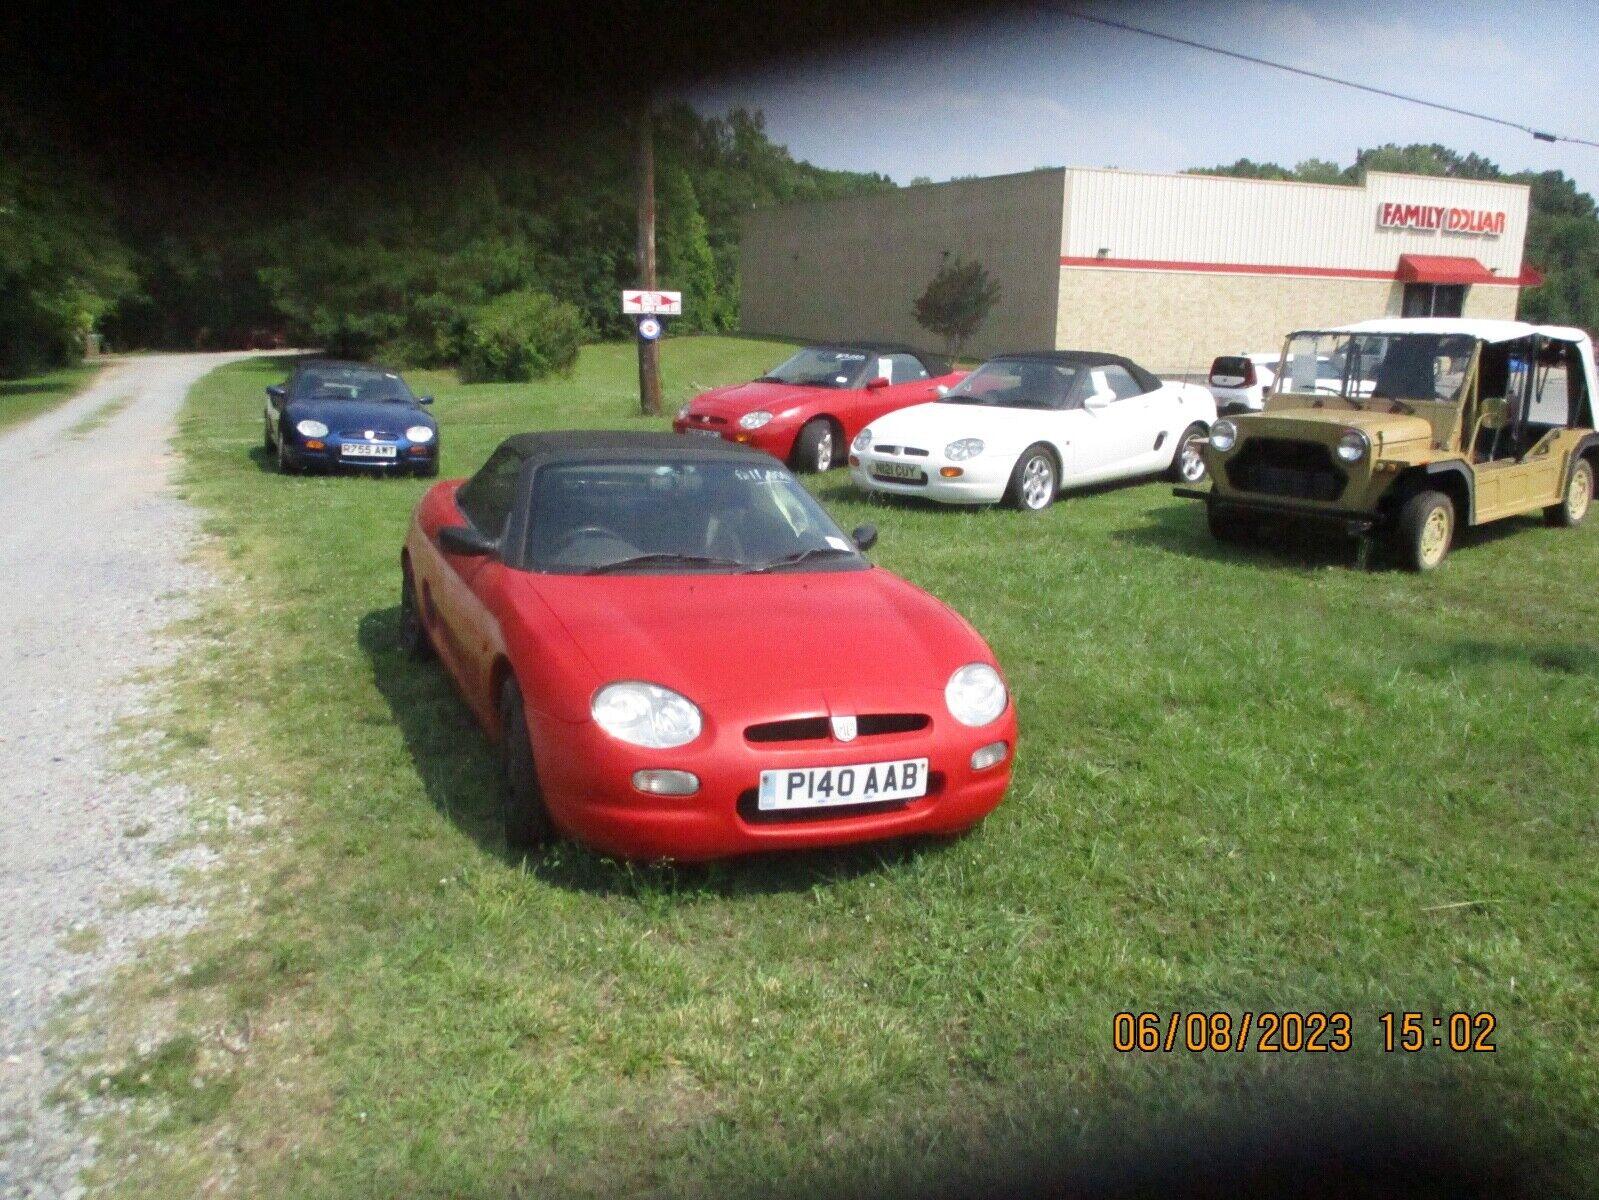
[263,420,275,452]
[1393,490,1454,572]
[1545,458,1593,527]
[500,678,555,850]
[276,432,298,475]
[1004,444,1057,511]
[1168,423,1209,483]
[1206,501,1253,545]
[398,564,433,661]
[790,418,837,473]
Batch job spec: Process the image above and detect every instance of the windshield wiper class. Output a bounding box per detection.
[585,553,744,574]
[745,547,857,573]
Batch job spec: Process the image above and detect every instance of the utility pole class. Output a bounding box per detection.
[635,100,662,416]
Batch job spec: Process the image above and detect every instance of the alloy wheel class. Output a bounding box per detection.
[1022,455,1054,509]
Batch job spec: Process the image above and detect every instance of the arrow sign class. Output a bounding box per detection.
[621,290,682,315]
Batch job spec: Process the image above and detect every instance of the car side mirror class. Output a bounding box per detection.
[418,395,434,405]
[935,384,950,397]
[266,385,285,401]
[1084,390,1114,411]
[851,523,878,552]
[865,377,890,391]
[439,525,499,557]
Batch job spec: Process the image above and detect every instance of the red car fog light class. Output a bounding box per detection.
[632,769,700,796]
[970,741,1008,771]
[940,467,964,478]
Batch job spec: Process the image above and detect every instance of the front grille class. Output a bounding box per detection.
[736,771,944,824]
[338,429,401,440]
[689,414,727,426]
[871,445,930,457]
[744,713,930,744]
[1225,438,1347,502]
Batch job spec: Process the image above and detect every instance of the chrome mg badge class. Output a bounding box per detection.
[830,715,857,742]
[365,430,377,440]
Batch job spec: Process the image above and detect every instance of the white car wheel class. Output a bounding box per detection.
[1006,446,1057,512]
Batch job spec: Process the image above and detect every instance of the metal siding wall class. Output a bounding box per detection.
[1062,168,1528,277]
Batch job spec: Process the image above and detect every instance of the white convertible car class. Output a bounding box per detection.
[848,351,1216,510]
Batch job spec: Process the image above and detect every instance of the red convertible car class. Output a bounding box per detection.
[400,431,1016,861]
[672,343,965,472]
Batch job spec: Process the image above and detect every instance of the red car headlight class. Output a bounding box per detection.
[591,682,703,749]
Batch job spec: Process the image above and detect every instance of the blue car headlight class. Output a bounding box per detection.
[406,425,435,444]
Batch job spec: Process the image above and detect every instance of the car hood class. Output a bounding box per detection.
[1241,407,1433,450]
[518,567,991,706]
[286,399,432,431]
[688,380,830,418]
[864,400,1053,451]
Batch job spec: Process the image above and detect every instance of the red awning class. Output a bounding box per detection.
[1396,254,1502,285]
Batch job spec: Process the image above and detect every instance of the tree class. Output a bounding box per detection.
[913,256,1000,359]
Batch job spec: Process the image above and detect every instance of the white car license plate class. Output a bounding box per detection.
[757,757,929,811]
[342,443,397,458]
[872,462,925,483]
[685,427,723,439]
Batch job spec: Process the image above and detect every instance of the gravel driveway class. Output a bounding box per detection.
[0,353,272,1199]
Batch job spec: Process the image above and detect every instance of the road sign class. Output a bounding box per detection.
[636,316,663,342]
[621,290,682,315]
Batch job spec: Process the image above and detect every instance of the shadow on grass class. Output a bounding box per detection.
[356,606,937,899]
[1415,638,1599,678]
[1115,498,1550,571]
[0,380,60,397]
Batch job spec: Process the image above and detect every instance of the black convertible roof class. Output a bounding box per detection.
[988,350,1163,393]
[499,430,775,467]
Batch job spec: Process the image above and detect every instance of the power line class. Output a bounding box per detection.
[1060,10,1599,151]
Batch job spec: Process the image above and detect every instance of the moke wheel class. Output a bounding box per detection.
[398,566,433,661]
[1396,490,1454,572]
[499,679,555,850]
[791,418,835,472]
[1006,445,1057,511]
[1169,424,1208,483]
[1206,501,1253,545]
[1546,458,1593,527]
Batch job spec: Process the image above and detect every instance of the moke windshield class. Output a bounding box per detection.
[1277,333,1478,405]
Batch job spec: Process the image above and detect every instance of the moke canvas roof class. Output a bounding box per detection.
[1324,318,1592,346]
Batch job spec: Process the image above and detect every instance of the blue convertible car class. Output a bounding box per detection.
[264,360,439,476]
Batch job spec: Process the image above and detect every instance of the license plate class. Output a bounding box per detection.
[872,461,925,482]
[1211,375,1245,388]
[685,427,723,439]
[342,443,397,458]
[757,757,929,811]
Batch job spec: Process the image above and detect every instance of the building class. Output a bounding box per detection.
[738,167,1539,373]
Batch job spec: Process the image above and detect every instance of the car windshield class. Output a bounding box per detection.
[939,359,1079,410]
[1277,333,1478,404]
[292,366,417,404]
[757,347,872,389]
[526,460,867,574]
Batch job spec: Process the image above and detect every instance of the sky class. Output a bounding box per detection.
[683,0,1599,197]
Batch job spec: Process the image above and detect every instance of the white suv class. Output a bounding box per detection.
[1207,353,1279,415]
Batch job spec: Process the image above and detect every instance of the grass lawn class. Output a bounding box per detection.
[0,361,103,433]
[83,335,1596,1196]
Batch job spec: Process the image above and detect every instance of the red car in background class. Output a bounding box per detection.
[672,343,965,472]
[400,431,1016,861]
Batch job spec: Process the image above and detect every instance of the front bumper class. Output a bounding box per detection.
[1173,485,1378,532]
[527,692,1016,861]
[849,449,1010,505]
[283,434,437,471]
[671,417,796,460]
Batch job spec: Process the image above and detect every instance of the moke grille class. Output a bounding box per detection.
[1225,438,1347,502]
[744,714,930,744]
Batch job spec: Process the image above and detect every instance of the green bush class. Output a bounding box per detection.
[459,290,585,383]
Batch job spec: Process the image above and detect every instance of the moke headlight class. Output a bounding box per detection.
[1209,419,1237,453]
[591,682,703,749]
[1336,430,1369,463]
[945,663,1007,728]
